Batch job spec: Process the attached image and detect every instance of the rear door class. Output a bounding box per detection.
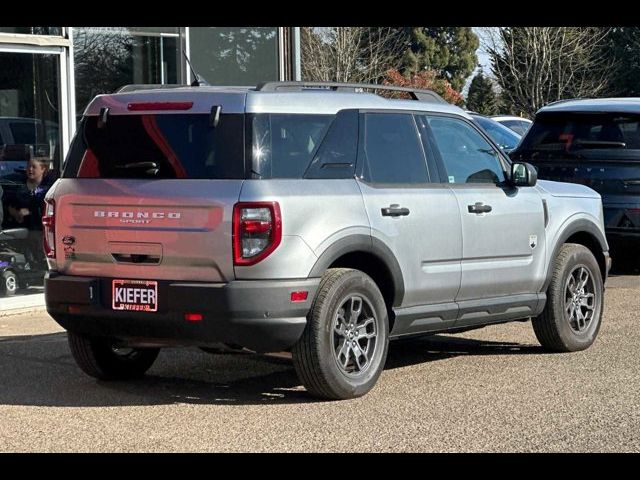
[356,111,462,321]
[55,101,246,283]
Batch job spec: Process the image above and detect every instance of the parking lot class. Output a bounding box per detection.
[0,273,638,452]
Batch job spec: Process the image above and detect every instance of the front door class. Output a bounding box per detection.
[421,114,547,311]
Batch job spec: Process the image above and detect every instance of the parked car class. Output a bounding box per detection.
[510,98,640,259]
[44,82,610,400]
[469,113,522,153]
[0,117,58,176]
[492,115,533,135]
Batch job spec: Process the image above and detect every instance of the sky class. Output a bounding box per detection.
[463,27,495,96]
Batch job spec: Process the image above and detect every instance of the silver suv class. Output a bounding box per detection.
[44,82,611,400]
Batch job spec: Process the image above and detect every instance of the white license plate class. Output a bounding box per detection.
[112,279,158,312]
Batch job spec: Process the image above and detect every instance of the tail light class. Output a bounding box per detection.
[233,202,281,266]
[42,199,56,259]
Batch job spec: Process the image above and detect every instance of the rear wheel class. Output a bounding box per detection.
[292,268,389,400]
[533,243,604,352]
[0,271,18,297]
[67,331,160,380]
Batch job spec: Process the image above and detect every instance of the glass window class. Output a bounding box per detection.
[189,27,279,85]
[360,113,428,184]
[0,27,62,36]
[516,112,640,160]
[0,51,61,179]
[251,113,334,179]
[73,27,181,118]
[304,110,358,179]
[426,116,505,184]
[65,113,245,180]
[471,115,521,151]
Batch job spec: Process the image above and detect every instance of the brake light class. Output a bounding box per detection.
[42,199,55,259]
[127,101,193,111]
[233,202,282,266]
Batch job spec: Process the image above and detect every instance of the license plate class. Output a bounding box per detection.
[112,279,158,312]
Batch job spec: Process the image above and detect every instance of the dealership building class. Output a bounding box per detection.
[0,27,300,173]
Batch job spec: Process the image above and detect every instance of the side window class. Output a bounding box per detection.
[359,113,428,184]
[425,116,506,184]
[304,110,358,179]
[251,113,334,179]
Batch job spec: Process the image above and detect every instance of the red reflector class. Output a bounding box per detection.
[127,101,193,111]
[184,313,203,322]
[290,291,308,302]
[67,305,83,314]
[242,220,272,234]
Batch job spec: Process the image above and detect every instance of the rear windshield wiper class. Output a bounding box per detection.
[572,140,627,149]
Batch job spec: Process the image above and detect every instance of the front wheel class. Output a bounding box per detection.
[67,331,160,380]
[292,268,389,400]
[533,243,604,352]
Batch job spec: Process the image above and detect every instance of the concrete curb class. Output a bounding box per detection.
[0,305,48,318]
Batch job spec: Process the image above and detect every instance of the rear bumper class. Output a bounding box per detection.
[45,273,320,352]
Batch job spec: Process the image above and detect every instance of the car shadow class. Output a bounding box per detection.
[385,334,543,370]
[0,331,541,407]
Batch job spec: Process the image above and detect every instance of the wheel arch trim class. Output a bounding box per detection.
[308,234,405,307]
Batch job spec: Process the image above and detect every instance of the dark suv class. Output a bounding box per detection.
[510,98,640,260]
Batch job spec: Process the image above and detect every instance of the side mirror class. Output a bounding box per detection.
[511,162,537,187]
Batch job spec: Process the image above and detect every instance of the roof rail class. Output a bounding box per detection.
[255,81,447,104]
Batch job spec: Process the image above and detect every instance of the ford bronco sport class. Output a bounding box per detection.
[44,82,611,400]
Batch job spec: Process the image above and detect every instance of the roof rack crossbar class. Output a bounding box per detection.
[255,81,447,104]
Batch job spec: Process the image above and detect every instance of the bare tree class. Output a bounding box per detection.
[484,27,614,117]
[301,27,408,83]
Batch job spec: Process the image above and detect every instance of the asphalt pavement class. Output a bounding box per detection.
[0,274,638,452]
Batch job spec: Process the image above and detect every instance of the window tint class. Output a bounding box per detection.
[517,113,640,160]
[426,116,505,184]
[360,113,428,184]
[304,110,358,179]
[251,114,333,178]
[10,121,44,144]
[65,113,245,179]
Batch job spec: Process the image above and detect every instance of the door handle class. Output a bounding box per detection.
[467,202,492,214]
[381,204,410,217]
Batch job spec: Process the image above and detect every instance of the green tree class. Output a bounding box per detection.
[466,72,498,115]
[399,27,479,91]
[604,27,640,96]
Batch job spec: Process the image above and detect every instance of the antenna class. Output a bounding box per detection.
[183,49,209,87]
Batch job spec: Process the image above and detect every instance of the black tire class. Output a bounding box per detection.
[533,243,604,352]
[292,268,389,400]
[67,331,160,380]
[0,271,18,297]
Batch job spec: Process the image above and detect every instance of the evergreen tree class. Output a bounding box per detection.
[466,72,498,115]
[399,27,479,91]
[604,27,640,96]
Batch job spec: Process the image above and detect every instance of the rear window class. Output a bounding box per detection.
[517,112,640,160]
[64,113,245,179]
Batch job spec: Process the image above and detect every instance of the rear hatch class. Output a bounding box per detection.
[53,89,247,282]
[512,111,640,231]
